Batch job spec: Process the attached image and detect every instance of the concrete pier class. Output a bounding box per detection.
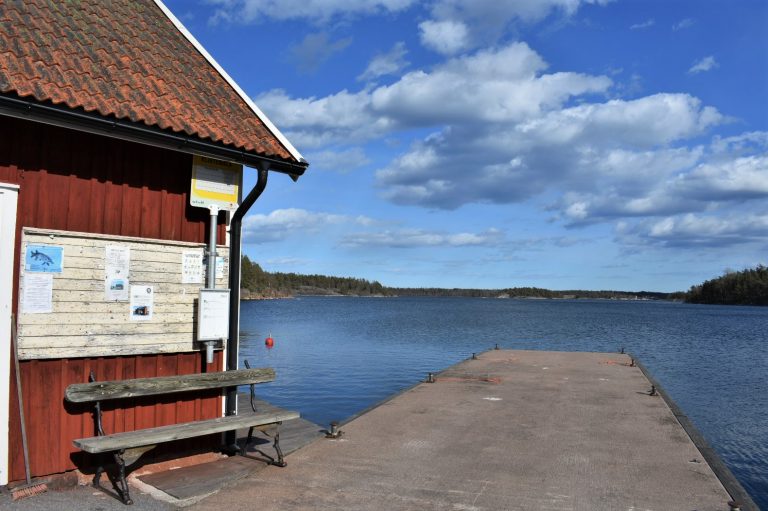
[190,350,741,511]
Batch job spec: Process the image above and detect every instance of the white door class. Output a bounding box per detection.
[0,183,19,486]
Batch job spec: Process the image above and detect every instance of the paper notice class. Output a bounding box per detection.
[197,289,230,340]
[216,256,226,280]
[25,244,63,273]
[202,256,227,281]
[105,245,130,301]
[129,285,154,321]
[22,273,53,314]
[182,251,203,284]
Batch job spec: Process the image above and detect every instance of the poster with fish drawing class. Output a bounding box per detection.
[25,244,63,273]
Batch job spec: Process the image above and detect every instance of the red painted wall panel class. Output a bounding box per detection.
[0,116,229,480]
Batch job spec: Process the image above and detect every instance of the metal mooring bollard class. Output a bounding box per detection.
[649,385,658,396]
[426,372,435,383]
[472,353,477,360]
[630,358,636,367]
[494,343,500,350]
[620,347,625,354]
[728,501,742,511]
[326,422,343,439]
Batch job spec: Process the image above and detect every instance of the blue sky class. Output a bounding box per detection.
[164,0,768,292]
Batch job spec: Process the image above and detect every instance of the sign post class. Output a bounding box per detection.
[189,156,242,364]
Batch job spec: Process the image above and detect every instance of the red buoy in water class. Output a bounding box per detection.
[265,334,274,348]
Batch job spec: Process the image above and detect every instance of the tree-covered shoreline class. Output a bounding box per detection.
[241,257,766,305]
[685,265,768,306]
[240,256,388,298]
[239,256,681,301]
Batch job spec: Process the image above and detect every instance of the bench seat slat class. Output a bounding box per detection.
[73,410,300,453]
[65,368,276,403]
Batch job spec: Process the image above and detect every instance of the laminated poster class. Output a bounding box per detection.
[130,285,154,321]
[25,244,63,273]
[203,256,227,281]
[197,289,230,341]
[105,245,130,301]
[216,256,226,280]
[22,273,53,314]
[182,251,204,284]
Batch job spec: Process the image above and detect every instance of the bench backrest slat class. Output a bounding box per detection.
[65,368,275,403]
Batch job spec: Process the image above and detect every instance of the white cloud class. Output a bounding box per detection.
[371,43,611,125]
[429,0,613,26]
[358,42,409,81]
[257,42,610,147]
[419,0,613,52]
[556,136,768,226]
[255,88,390,147]
[207,0,415,24]
[208,0,611,31]
[512,94,721,147]
[711,131,768,155]
[621,213,768,248]
[672,17,695,31]
[418,20,470,55]
[306,147,371,172]
[242,209,508,251]
[253,39,756,246]
[242,208,373,242]
[290,33,352,73]
[630,18,654,30]
[554,147,706,220]
[377,94,723,209]
[676,154,768,201]
[688,56,718,74]
[342,228,504,248]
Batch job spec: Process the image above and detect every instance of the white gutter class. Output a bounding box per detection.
[153,0,307,165]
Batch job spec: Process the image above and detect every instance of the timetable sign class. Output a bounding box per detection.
[190,155,242,211]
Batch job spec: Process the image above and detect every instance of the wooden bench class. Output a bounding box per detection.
[65,365,299,505]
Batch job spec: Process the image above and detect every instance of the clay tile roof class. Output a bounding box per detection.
[0,0,301,165]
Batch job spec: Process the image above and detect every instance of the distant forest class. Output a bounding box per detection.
[240,257,767,305]
[240,256,388,298]
[389,287,679,300]
[685,265,768,306]
[239,256,680,301]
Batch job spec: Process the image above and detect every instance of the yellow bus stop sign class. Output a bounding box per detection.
[190,155,242,211]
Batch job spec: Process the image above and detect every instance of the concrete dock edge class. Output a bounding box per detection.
[632,356,759,511]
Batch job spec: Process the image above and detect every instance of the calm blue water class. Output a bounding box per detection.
[239,296,768,508]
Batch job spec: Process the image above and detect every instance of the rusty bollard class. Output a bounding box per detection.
[325,422,343,439]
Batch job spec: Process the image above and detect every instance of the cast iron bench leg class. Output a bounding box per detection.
[92,451,133,505]
[272,430,286,467]
[114,450,133,505]
[242,424,287,467]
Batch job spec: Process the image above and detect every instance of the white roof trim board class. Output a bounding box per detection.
[153,0,306,165]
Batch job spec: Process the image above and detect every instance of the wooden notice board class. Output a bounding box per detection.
[16,228,229,360]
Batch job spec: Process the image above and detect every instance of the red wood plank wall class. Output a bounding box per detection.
[0,116,229,480]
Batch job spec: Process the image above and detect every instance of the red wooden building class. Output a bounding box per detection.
[0,0,307,483]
